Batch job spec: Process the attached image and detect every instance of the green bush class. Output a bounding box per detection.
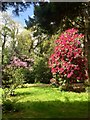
[23,69,35,84]
[34,57,52,84]
[2,66,26,98]
[3,99,14,112]
[3,99,20,113]
[24,57,52,84]
[2,66,25,88]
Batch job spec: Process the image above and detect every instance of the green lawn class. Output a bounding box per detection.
[2,85,89,119]
[0,88,2,120]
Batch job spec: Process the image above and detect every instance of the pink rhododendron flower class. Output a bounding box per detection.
[11,56,27,68]
[48,28,88,84]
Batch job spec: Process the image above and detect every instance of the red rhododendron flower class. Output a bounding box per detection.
[48,28,88,84]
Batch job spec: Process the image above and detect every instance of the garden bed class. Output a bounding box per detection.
[62,83,85,92]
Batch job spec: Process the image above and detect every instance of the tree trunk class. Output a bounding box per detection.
[2,34,6,66]
[87,39,90,83]
[84,3,90,83]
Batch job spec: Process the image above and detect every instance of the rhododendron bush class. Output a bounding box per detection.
[10,56,28,68]
[2,56,34,98]
[48,28,88,86]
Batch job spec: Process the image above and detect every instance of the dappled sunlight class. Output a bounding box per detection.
[0,88,2,104]
[3,86,89,104]
[1,2,90,119]
[14,87,88,103]
[3,87,89,118]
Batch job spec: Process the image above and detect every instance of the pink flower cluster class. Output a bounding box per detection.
[11,56,27,68]
[48,28,88,83]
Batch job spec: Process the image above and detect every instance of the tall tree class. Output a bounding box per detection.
[16,29,33,57]
[25,2,84,34]
[83,2,90,83]
[1,2,31,16]
[0,12,23,65]
[25,2,90,83]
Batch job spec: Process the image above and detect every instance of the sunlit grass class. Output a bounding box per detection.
[3,86,89,118]
[15,87,88,102]
[0,88,2,104]
[0,88,2,120]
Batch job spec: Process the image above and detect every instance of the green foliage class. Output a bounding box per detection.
[23,69,35,84]
[3,99,14,112]
[26,2,85,34]
[1,12,22,66]
[3,99,20,113]
[2,48,10,65]
[2,2,31,16]
[34,57,52,84]
[16,29,33,56]
[2,66,25,98]
[3,67,25,88]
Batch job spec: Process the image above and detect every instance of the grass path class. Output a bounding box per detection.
[3,86,89,119]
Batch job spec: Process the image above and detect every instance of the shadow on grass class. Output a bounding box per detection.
[2,98,89,119]
[15,91,32,96]
[15,87,54,96]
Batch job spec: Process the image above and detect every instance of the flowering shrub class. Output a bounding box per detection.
[10,56,27,68]
[48,28,88,86]
[2,66,25,98]
[2,56,34,98]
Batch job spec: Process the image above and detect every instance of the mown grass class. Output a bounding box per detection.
[3,86,89,119]
[0,88,2,120]
[0,88,2,103]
